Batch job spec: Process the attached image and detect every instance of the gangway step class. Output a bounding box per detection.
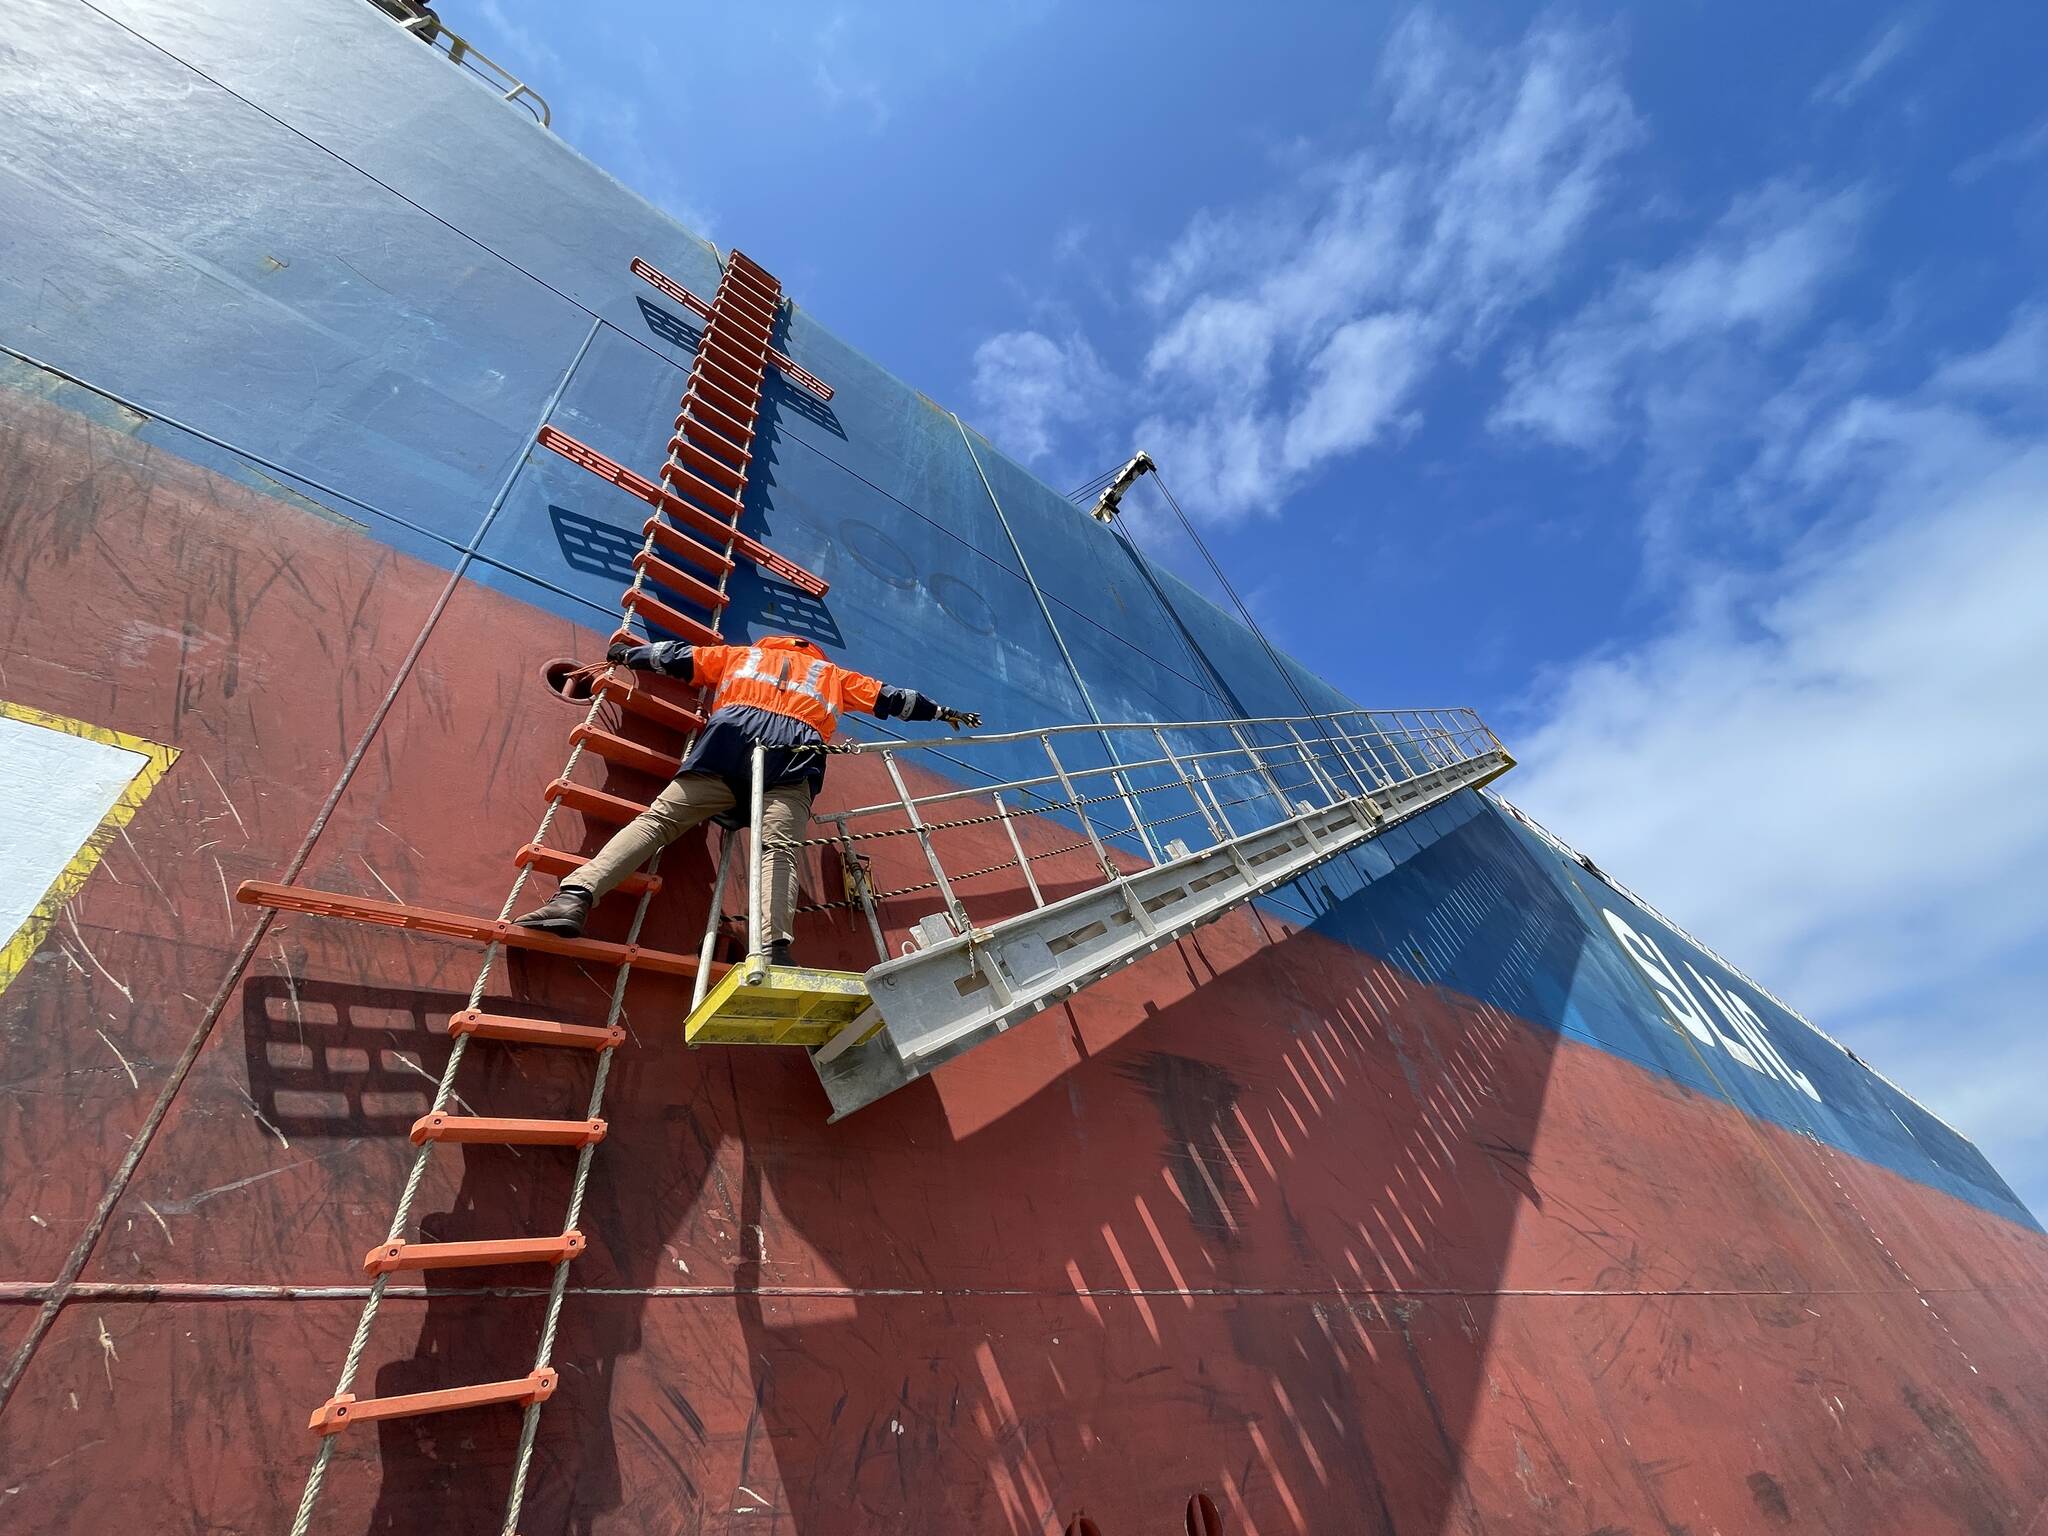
[234,880,713,979]
[309,1370,556,1435]
[447,1008,627,1050]
[363,1231,585,1276]
[410,1113,608,1147]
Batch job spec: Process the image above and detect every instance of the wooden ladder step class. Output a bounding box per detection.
[545,777,651,827]
[596,672,706,737]
[624,585,722,647]
[448,1008,626,1050]
[633,548,727,614]
[309,1370,556,1436]
[679,386,755,448]
[569,723,683,779]
[669,429,746,493]
[512,842,660,896]
[642,515,734,579]
[363,1231,585,1276]
[409,1113,607,1147]
[688,368,759,426]
[235,880,716,980]
[662,457,746,521]
[675,410,752,472]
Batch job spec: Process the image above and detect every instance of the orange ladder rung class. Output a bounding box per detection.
[668,430,746,493]
[675,410,752,471]
[660,459,745,521]
[688,369,759,427]
[569,723,683,778]
[623,585,722,647]
[630,255,831,400]
[545,777,652,827]
[448,1008,627,1050]
[234,879,715,979]
[656,484,744,549]
[632,548,727,614]
[309,1370,556,1436]
[410,1113,607,1147]
[643,515,735,579]
[596,672,707,737]
[709,295,773,345]
[512,842,660,895]
[680,386,755,448]
[363,1230,585,1276]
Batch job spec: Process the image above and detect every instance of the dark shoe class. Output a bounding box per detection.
[766,940,795,968]
[514,886,592,936]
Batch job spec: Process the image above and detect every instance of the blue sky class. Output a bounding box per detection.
[471,2,2048,1213]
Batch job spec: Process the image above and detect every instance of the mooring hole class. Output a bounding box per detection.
[542,656,595,704]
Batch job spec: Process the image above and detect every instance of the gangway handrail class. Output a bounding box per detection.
[832,704,1494,753]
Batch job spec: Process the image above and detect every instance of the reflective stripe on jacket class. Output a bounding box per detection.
[692,637,884,744]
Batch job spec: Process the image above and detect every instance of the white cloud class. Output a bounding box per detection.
[1812,17,1919,108]
[1508,305,2048,1214]
[1281,312,1429,467]
[968,329,1112,467]
[1493,180,1869,453]
[977,11,1641,519]
[1953,116,2048,184]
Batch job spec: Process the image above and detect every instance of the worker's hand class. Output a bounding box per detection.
[938,708,981,732]
[606,639,636,666]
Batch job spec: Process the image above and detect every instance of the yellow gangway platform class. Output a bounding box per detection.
[684,962,882,1050]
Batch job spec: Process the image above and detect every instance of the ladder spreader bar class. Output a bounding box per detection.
[234,879,711,979]
[630,256,834,401]
[533,427,827,595]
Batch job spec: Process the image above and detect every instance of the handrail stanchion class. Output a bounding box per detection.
[691,832,736,1012]
[884,750,969,932]
[745,745,768,985]
[993,793,1045,907]
[1044,736,1118,879]
[831,815,890,965]
[1156,729,1226,844]
[1229,724,1292,823]
[1284,722,1343,805]
[1322,713,1379,798]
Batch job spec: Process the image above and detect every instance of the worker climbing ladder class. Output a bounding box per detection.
[240,247,832,1534]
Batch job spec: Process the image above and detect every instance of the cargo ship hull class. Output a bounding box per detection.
[1,4,2044,1533]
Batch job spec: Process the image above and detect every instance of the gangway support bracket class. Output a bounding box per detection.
[813,747,1514,1119]
[684,962,877,1048]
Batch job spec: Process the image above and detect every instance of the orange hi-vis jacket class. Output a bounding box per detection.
[689,636,887,744]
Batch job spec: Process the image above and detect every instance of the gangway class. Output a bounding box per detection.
[684,707,1514,1117]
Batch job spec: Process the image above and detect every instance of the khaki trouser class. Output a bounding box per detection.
[567,773,813,945]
